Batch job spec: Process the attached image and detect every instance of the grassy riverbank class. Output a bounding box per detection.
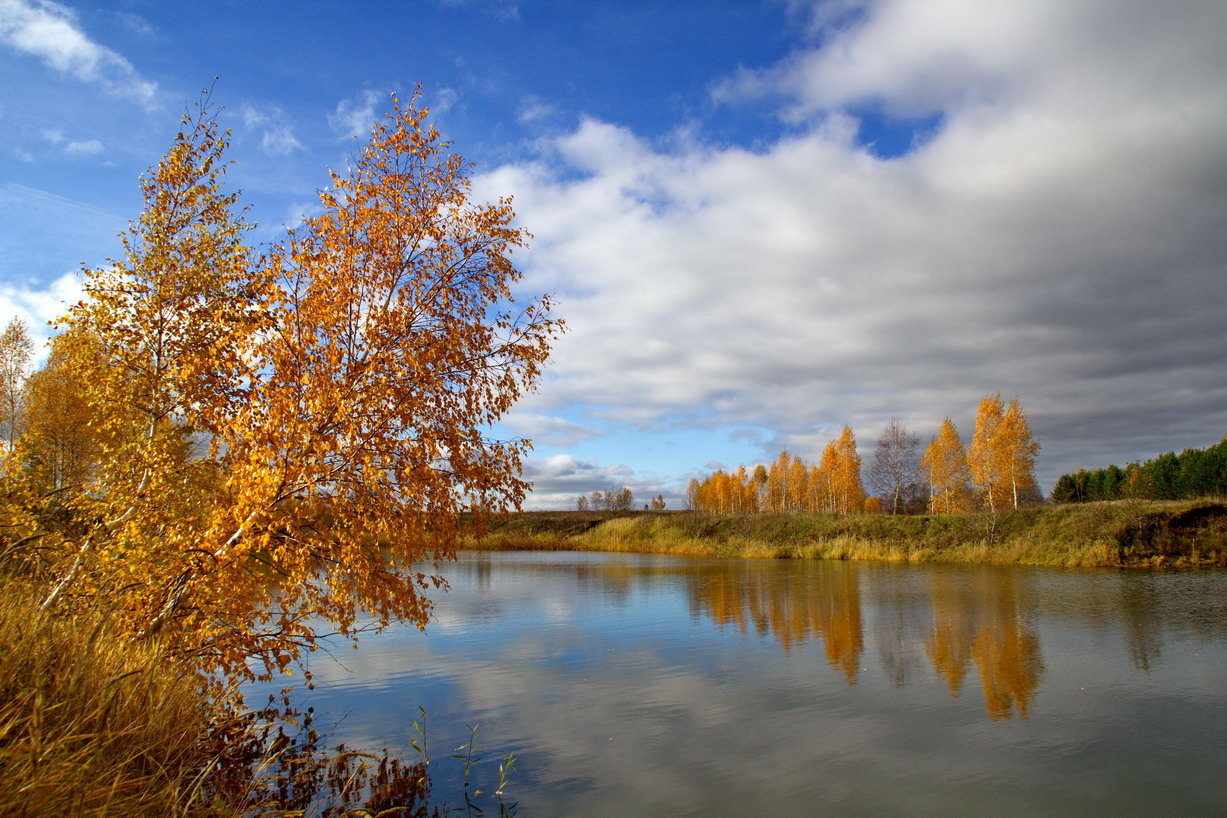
[467,500,1227,568]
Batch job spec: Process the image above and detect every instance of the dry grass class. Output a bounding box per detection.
[467,501,1227,568]
[0,580,455,816]
[0,583,249,816]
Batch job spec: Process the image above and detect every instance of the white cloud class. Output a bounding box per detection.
[484,0,1227,489]
[110,10,152,38]
[517,96,557,125]
[0,270,83,355]
[63,137,101,155]
[720,0,1227,122]
[432,86,459,116]
[259,127,303,157]
[329,90,385,138]
[435,0,519,21]
[501,411,600,447]
[521,454,676,510]
[241,103,304,157]
[328,88,455,141]
[282,200,324,230]
[33,132,109,161]
[0,0,156,103]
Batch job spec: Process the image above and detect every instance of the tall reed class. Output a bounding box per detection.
[0,583,248,815]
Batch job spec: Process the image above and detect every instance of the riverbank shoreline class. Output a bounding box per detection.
[464,500,1227,568]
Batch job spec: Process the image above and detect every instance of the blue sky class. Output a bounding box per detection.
[3,0,1226,508]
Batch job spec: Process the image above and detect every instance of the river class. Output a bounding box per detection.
[247,551,1227,816]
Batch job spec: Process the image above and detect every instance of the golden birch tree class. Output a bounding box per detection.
[732,465,748,513]
[922,418,973,513]
[818,441,838,513]
[766,452,788,513]
[967,393,1006,512]
[831,426,865,513]
[807,464,823,512]
[713,470,732,514]
[967,393,1036,512]
[16,334,101,494]
[787,457,809,513]
[742,477,759,513]
[994,398,1040,509]
[25,92,561,688]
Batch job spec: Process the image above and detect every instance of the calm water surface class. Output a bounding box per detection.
[249,552,1227,816]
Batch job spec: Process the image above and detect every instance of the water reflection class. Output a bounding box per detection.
[253,553,1227,816]
[681,561,1046,718]
[969,574,1043,720]
[929,570,1044,719]
[686,562,865,682]
[1120,577,1163,672]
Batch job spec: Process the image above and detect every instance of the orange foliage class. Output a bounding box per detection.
[922,418,973,513]
[21,91,561,689]
[690,428,865,515]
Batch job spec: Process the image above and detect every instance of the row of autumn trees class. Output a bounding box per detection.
[687,426,869,514]
[1051,436,1227,503]
[0,92,561,691]
[686,394,1040,515]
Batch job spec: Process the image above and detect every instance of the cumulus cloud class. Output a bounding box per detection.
[0,0,156,103]
[483,0,1227,488]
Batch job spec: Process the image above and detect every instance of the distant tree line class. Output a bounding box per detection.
[577,486,637,511]
[1051,437,1227,503]
[576,489,667,511]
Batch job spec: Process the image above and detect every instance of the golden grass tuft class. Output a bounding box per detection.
[0,583,252,816]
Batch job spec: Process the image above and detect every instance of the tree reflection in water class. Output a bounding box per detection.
[685,563,863,682]
[683,560,1043,719]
